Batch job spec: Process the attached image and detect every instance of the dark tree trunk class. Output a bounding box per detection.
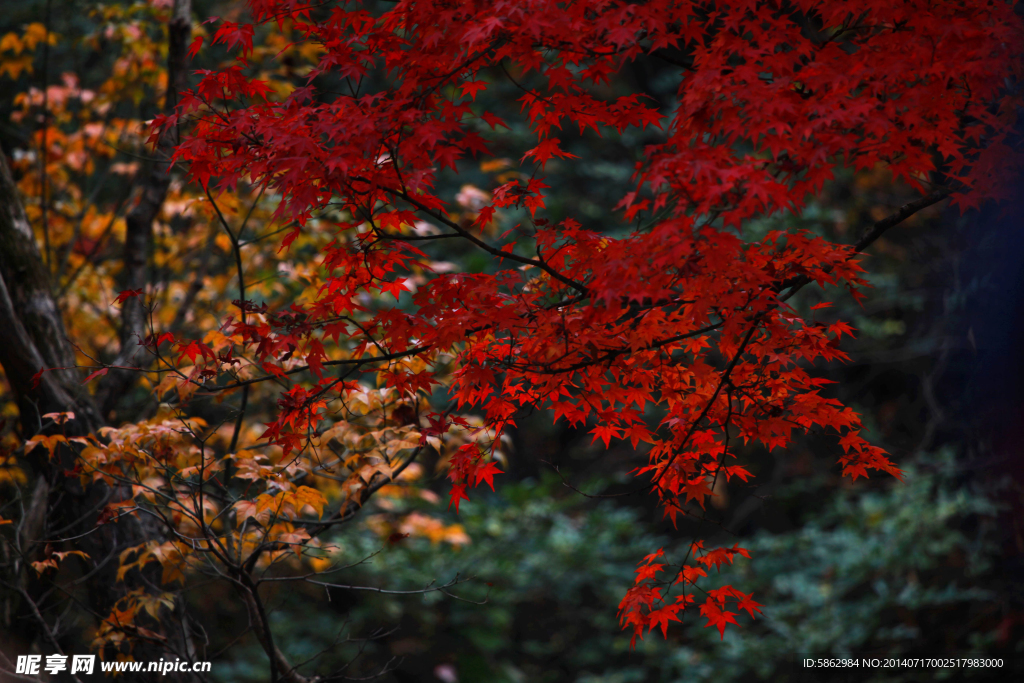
[94,0,192,421]
[0,2,196,677]
[0,153,101,436]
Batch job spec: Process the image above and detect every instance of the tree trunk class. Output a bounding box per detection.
[0,153,101,436]
[0,2,197,676]
[94,0,192,421]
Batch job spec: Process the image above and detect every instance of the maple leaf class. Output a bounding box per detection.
[642,548,665,565]
[697,545,750,572]
[699,599,739,640]
[459,80,488,101]
[177,340,214,364]
[521,138,578,168]
[447,484,470,513]
[145,331,176,348]
[647,604,683,638]
[677,565,708,585]
[472,461,502,491]
[114,288,143,305]
[211,21,255,58]
[590,424,620,448]
[829,320,856,340]
[838,432,862,453]
[380,278,408,299]
[735,591,764,619]
[234,500,260,527]
[481,111,508,130]
[706,586,736,603]
[295,486,327,518]
[24,434,68,459]
[306,339,328,379]
[719,465,752,482]
[186,35,203,59]
[262,362,288,379]
[81,367,108,384]
[843,462,870,481]
[634,563,664,583]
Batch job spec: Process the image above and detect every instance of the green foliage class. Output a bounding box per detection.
[210,451,1010,682]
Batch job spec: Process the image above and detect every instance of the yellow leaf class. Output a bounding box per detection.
[149,541,188,585]
[53,550,90,562]
[22,23,55,50]
[0,55,33,79]
[294,485,326,518]
[0,32,23,54]
[152,374,178,399]
[309,555,332,572]
[203,329,231,351]
[31,559,57,575]
[0,465,27,486]
[275,528,311,557]
[120,545,145,565]
[175,375,200,403]
[31,550,89,575]
[116,561,134,582]
[234,499,266,526]
[386,435,422,458]
[214,232,232,252]
[24,434,68,458]
[255,492,278,515]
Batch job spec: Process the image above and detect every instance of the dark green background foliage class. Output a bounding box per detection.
[219,455,1012,683]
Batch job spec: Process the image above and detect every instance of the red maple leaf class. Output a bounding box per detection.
[521,138,578,168]
[472,461,503,491]
[647,604,683,638]
[735,592,764,619]
[81,367,108,384]
[699,599,739,640]
[447,484,470,513]
[114,288,143,305]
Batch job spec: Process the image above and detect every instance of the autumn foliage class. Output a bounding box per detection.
[2,0,1023,668]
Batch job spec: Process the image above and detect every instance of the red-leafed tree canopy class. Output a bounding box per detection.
[166,0,1021,646]
[5,0,1020,670]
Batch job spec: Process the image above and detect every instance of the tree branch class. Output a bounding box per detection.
[778,187,954,301]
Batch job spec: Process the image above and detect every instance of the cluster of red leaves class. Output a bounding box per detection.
[619,546,763,646]
[166,0,1023,641]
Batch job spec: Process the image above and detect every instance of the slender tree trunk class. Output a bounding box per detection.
[95,0,192,420]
